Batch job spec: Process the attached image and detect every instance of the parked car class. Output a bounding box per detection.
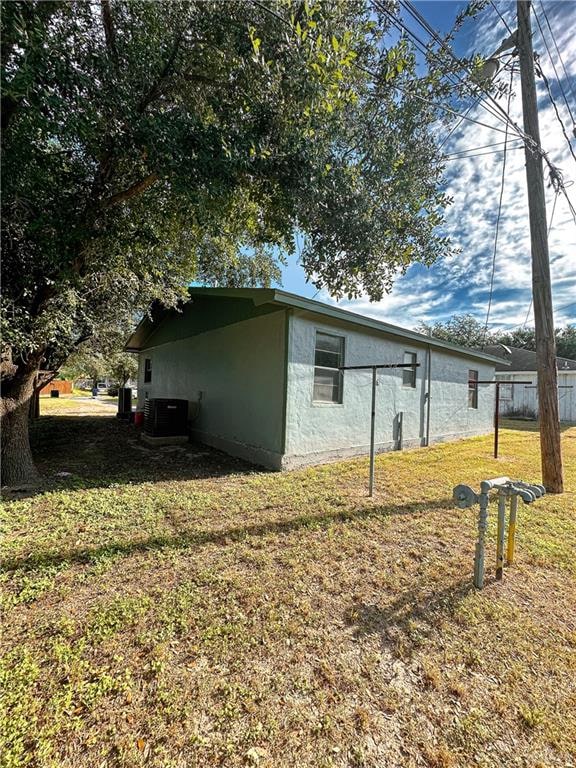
[107,386,119,397]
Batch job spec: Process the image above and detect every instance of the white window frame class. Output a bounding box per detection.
[402,351,417,388]
[313,331,345,404]
[468,369,479,409]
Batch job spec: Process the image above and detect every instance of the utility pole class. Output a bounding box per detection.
[517,0,563,492]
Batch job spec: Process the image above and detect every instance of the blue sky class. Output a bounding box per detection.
[274,1,576,331]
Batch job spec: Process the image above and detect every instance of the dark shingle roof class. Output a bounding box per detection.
[481,345,576,372]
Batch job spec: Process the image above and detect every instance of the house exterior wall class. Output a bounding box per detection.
[283,311,496,468]
[137,310,287,467]
[496,371,576,422]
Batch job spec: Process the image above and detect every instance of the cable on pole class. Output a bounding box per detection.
[483,69,514,346]
[538,0,576,123]
[401,0,532,146]
[437,95,483,149]
[373,0,522,135]
[489,0,514,35]
[522,188,560,329]
[444,139,524,159]
[531,10,576,163]
[535,56,576,164]
[443,147,524,161]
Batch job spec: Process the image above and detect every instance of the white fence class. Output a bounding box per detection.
[497,373,575,422]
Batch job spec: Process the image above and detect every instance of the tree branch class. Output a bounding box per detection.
[1,3,59,139]
[100,0,118,63]
[102,172,159,207]
[138,32,183,113]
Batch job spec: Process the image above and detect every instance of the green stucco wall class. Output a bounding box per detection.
[138,309,287,467]
[283,310,496,467]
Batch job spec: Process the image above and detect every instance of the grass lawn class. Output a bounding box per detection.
[2,397,575,768]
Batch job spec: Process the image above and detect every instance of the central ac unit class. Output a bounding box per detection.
[143,398,188,437]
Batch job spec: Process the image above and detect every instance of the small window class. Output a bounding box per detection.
[144,358,152,384]
[313,332,344,403]
[499,383,513,401]
[468,369,478,409]
[402,352,417,388]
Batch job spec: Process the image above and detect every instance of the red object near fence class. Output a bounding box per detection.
[39,380,72,395]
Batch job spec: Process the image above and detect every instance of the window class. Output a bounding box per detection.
[402,351,417,388]
[313,332,344,403]
[144,358,152,383]
[468,369,478,408]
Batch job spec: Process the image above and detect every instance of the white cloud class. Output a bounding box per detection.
[327,1,576,332]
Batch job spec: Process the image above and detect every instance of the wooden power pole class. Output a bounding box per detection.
[517,0,563,492]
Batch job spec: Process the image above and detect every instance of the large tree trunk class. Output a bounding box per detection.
[1,363,41,487]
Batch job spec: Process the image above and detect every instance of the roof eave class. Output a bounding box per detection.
[269,289,510,366]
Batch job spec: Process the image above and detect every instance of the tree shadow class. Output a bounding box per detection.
[343,575,485,657]
[10,415,264,498]
[500,418,573,434]
[1,496,455,573]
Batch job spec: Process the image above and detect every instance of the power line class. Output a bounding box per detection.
[522,188,560,329]
[489,1,514,36]
[483,70,514,343]
[380,0,576,283]
[444,138,524,155]
[373,0,519,135]
[375,0,551,168]
[443,145,524,161]
[556,300,576,312]
[534,55,576,164]
[437,95,483,149]
[379,2,576,230]
[401,0,531,145]
[386,79,515,136]
[538,0,576,122]
[531,9,576,163]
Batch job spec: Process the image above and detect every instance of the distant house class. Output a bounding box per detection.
[126,289,506,470]
[483,345,576,423]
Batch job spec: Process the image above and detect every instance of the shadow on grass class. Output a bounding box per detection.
[1,496,455,574]
[22,415,261,497]
[344,575,480,656]
[19,413,574,501]
[500,418,573,434]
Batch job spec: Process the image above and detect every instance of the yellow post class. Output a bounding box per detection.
[507,495,518,566]
[496,491,506,580]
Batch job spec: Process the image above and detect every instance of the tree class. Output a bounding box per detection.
[63,325,139,389]
[553,326,576,360]
[496,327,536,351]
[2,0,458,485]
[415,315,576,360]
[414,314,497,349]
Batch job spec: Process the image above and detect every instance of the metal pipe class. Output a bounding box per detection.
[507,495,518,565]
[496,490,506,580]
[475,491,490,589]
[425,344,432,447]
[368,366,377,497]
[494,381,500,458]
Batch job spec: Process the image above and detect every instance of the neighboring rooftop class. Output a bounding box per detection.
[127,287,508,366]
[482,344,576,372]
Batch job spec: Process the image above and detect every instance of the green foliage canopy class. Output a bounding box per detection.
[2,0,454,370]
[415,315,576,359]
[414,314,493,349]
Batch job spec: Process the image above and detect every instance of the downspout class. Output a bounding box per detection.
[425,342,432,446]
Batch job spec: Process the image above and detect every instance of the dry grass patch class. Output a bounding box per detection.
[1,401,575,767]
